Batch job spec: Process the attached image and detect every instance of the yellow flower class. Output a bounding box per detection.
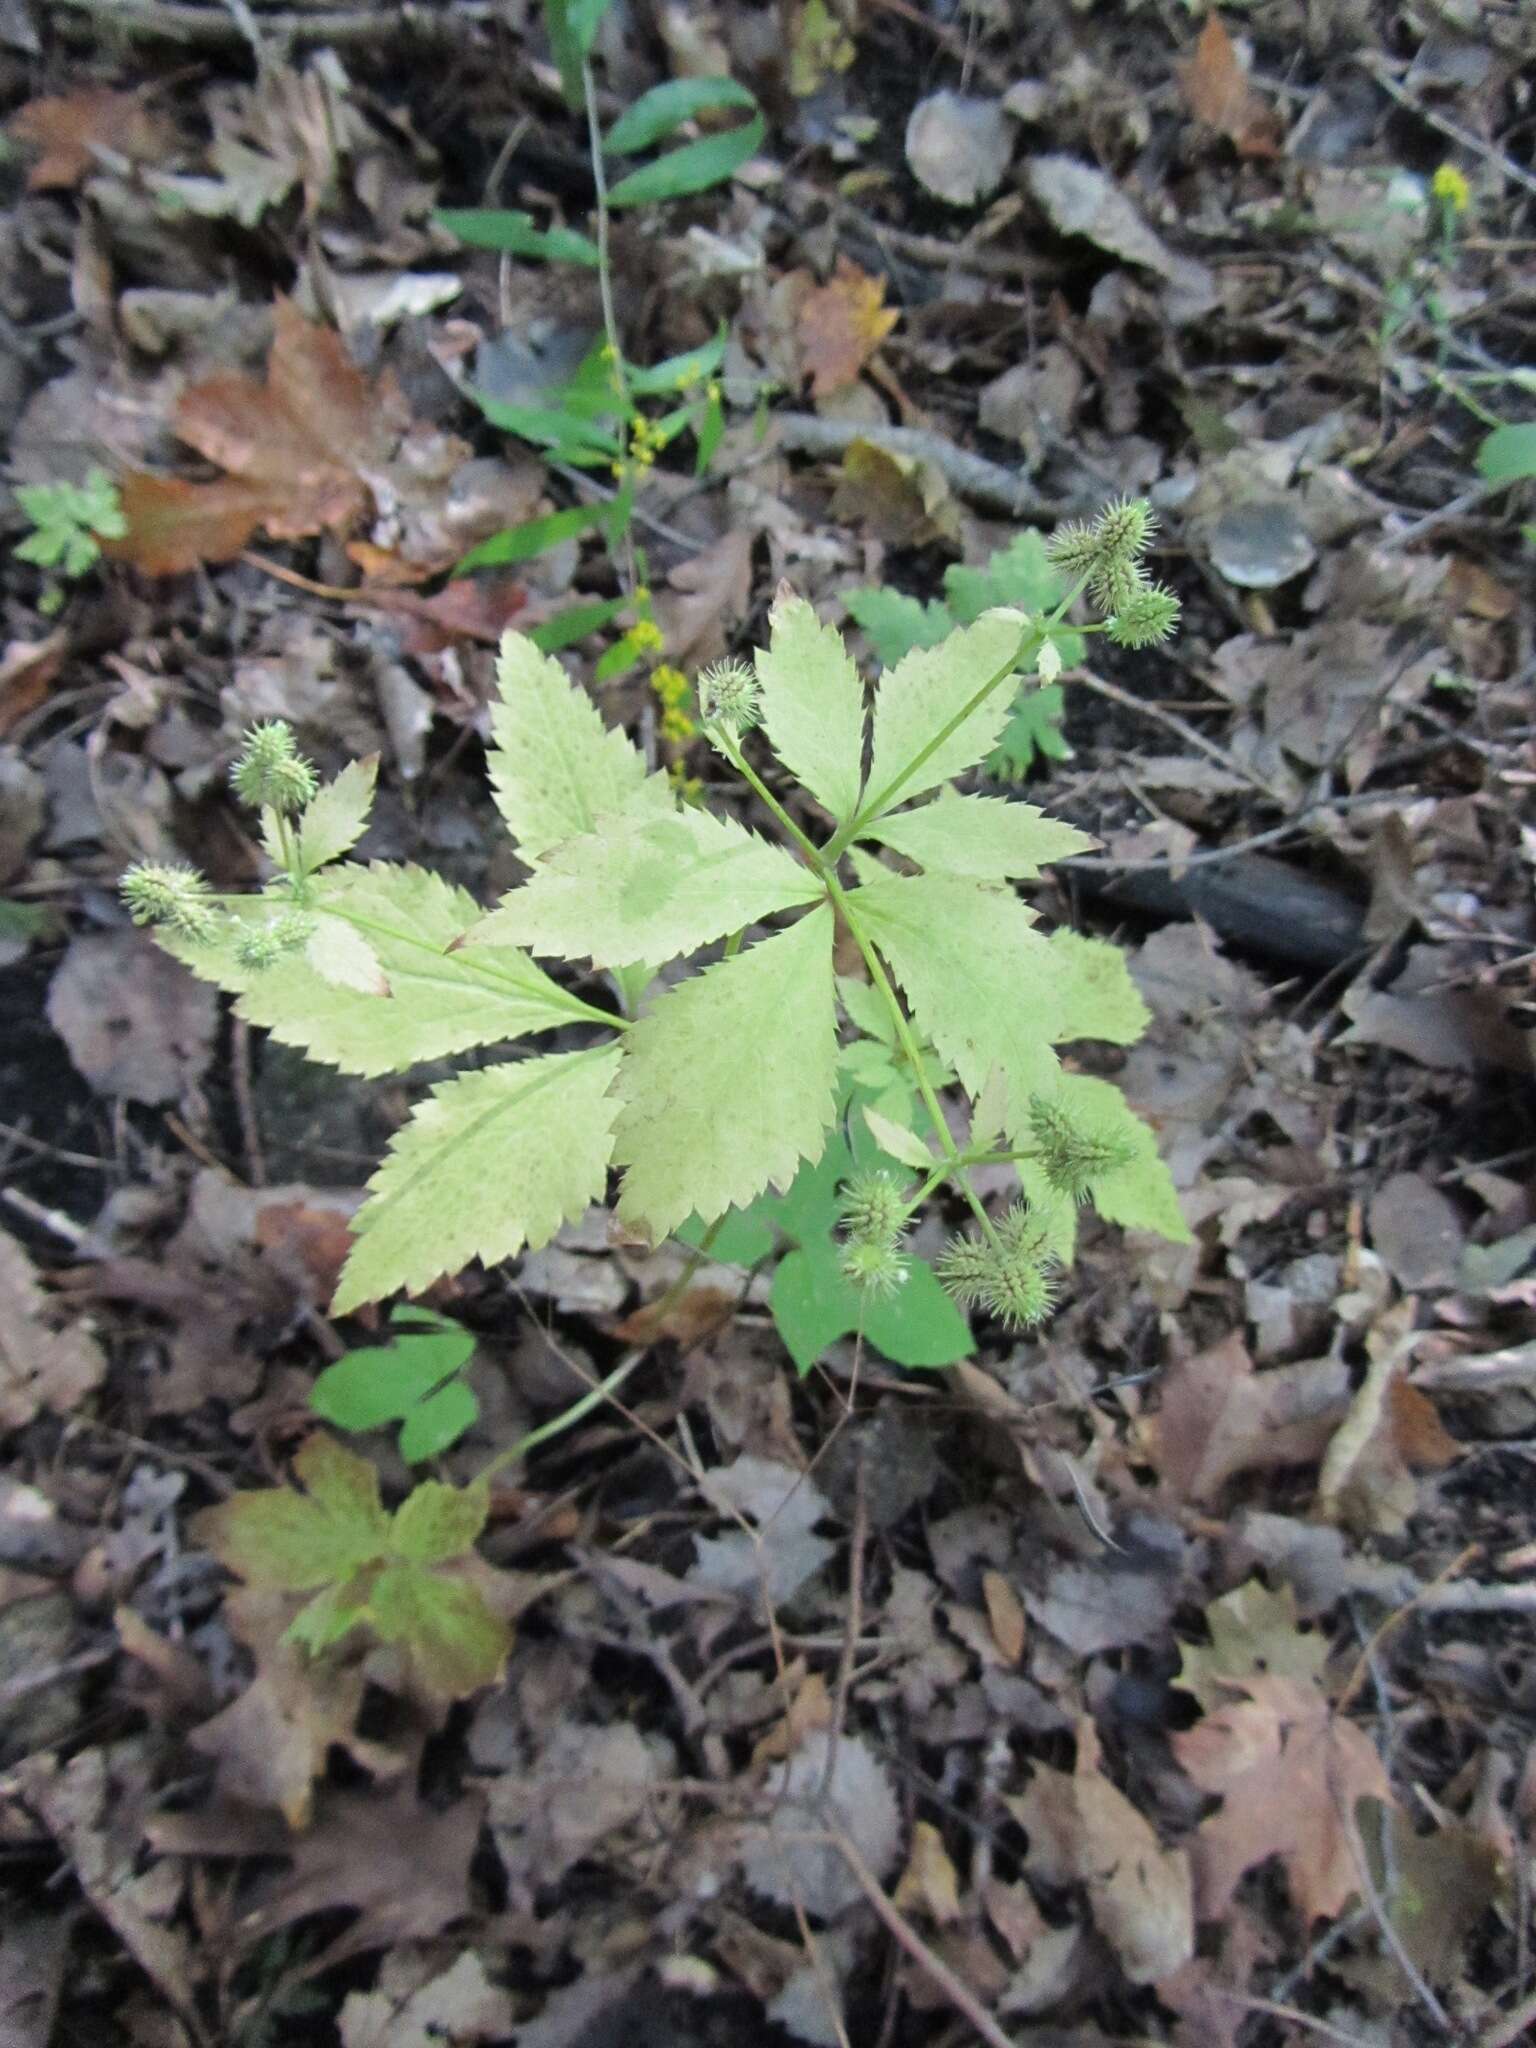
[1432,163,1471,214]
[661,707,697,745]
[629,619,665,657]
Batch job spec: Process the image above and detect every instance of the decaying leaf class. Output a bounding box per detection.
[905,92,1013,207]
[0,1228,107,1433]
[9,86,172,190]
[1148,1331,1350,1506]
[46,929,217,1104]
[830,438,960,548]
[1179,14,1283,158]
[797,258,900,397]
[107,299,434,574]
[1316,1347,1461,1537]
[1176,1578,1329,1713]
[1010,1718,1194,1984]
[1173,1674,1395,1923]
[742,1730,902,1919]
[338,1949,515,2048]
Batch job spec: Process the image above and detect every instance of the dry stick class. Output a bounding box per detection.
[1356,55,1536,202]
[773,412,1065,520]
[1336,1543,1479,1714]
[827,1823,1018,2048]
[49,0,497,46]
[1478,1984,1536,2048]
[1074,667,1277,797]
[1059,787,1404,875]
[1211,1990,1387,2048]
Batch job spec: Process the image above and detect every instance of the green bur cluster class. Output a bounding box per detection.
[124,496,1189,1338]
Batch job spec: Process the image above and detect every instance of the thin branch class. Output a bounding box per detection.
[774,412,1066,520]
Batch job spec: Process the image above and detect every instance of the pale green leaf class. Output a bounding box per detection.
[296,756,378,875]
[304,914,387,995]
[366,1562,511,1697]
[488,630,671,865]
[167,864,595,1078]
[843,585,950,666]
[193,1434,388,1592]
[852,873,1061,1116]
[613,906,838,1240]
[471,806,823,968]
[309,1315,474,1433]
[865,791,1095,880]
[286,1581,371,1655]
[754,594,867,824]
[604,76,757,154]
[1048,928,1151,1046]
[1021,1074,1190,1244]
[861,1104,933,1171]
[333,1044,623,1313]
[398,1381,480,1464]
[861,612,1030,823]
[390,1479,489,1563]
[607,113,765,208]
[837,974,892,1044]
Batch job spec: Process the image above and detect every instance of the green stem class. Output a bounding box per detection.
[828,874,1001,1253]
[582,57,639,596]
[715,730,824,869]
[476,1349,646,1486]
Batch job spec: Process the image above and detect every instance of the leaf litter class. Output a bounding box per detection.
[4,0,1536,2043]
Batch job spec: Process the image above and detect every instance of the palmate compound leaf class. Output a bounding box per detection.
[861,610,1030,823]
[864,790,1095,881]
[851,873,1063,1119]
[193,1433,389,1593]
[488,629,671,865]
[165,864,595,1079]
[332,1043,623,1313]
[613,905,839,1241]
[753,592,867,824]
[366,1562,510,1698]
[466,805,823,969]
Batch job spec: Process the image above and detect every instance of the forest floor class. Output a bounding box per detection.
[2,2,1536,2045]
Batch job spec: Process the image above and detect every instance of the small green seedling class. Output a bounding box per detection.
[309,1307,479,1461]
[124,495,1190,1350]
[13,468,127,613]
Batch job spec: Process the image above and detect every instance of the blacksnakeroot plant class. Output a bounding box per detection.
[124,496,1190,1349]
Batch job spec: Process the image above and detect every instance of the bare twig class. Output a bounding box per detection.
[48,0,496,48]
[827,1822,1019,2048]
[1074,667,1277,796]
[773,412,1065,520]
[1356,54,1536,202]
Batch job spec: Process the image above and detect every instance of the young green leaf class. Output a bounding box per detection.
[295,756,379,875]
[435,208,600,267]
[852,873,1062,1115]
[544,0,614,107]
[613,905,838,1240]
[309,1310,476,1444]
[861,1104,934,1172]
[753,593,868,825]
[627,333,728,396]
[399,1381,480,1464]
[455,503,604,573]
[194,1433,389,1592]
[864,790,1094,880]
[1048,929,1151,1045]
[604,77,757,155]
[844,586,951,666]
[167,864,597,1077]
[470,805,823,968]
[985,682,1071,777]
[770,1239,971,1374]
[861,610,1031,824]
[488,630,671,864]
[1476,422,1536,483]
[333,1043,624,1313]
[607,113,765,208]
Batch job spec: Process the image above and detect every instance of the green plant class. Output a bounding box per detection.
[309,1307,479,1461]
[124,495,1189,1353]
[846,531,1083,776]
[437,0,758,681]
[12,467,127,613]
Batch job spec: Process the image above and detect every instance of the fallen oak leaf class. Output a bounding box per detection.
[1179,14,1283,158]
[1146,1330,1349,1506]
[1172,1672,1395,1923]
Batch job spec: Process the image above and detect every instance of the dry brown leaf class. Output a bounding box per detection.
[1010,1717,1194,1985]
[9,87,172,190]
[0,632,68,740]
[339,1949,516,2048]
[981,1568,1027,1664]
[1172,1674,1394,1923]
[1179,15,1283,158]
[107,299,416,575]
[650,530,756,672]
[1317,1348,1461,1536]
[893,1820,964,1925]
[46,929,217,1104]
[830,438,960,547]
[797,257,900,398]
[1148,1331,1350,1506]
[0,1228,107,1433]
